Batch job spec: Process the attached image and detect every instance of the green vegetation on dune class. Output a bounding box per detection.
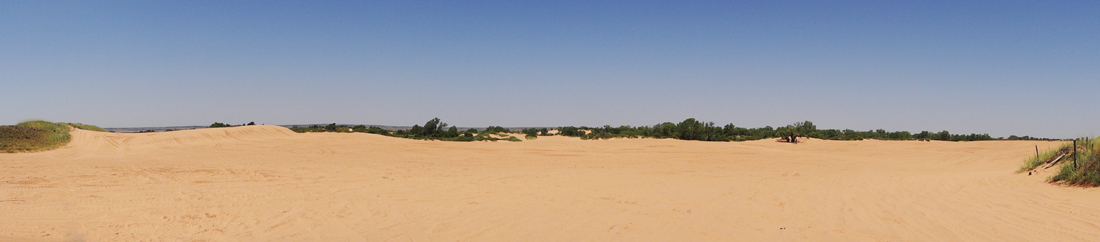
[1,121,69,153]
[1050,137,1100,186]
[1020,137,1100,187]
[1,120,109,153]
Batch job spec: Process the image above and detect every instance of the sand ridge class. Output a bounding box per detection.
[1,125,1097,241]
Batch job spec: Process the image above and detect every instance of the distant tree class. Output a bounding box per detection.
[795,121,816,137]
[915,131,932,140]
[447,126,459,138]
[485,126,508,133]
[558,126,584,137]
[777,121,814,143]
[351,125,366,132]
[677,118,704,140]
[522,128,539,138]
[937,130,951,141]
[365,126,390,135]
[423,118,444,137]
[209,122,233,128]
[247,121,255,125]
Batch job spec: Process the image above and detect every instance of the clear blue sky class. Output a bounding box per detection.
[2,1,1097,138]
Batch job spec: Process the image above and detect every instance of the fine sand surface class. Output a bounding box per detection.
[1,125,1098,241]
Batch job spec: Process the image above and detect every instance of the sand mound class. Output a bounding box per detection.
[63,125,295,154]
[1,130,1098,241]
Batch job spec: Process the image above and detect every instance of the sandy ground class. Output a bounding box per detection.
[1,125,1097,241]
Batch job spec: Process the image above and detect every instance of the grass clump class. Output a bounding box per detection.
[1050,137,1100,186]
[1019,145,1069,173]
[1,120,72,153]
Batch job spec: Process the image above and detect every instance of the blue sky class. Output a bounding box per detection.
[2,1,1097,138]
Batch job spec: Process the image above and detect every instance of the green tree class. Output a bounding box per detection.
[522,128,539,138]
[677,118,703,140]
[937,130,951,141]
[446,126,459,138]
[777,121,814,143]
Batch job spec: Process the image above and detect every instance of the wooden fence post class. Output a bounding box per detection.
[1073,139,1078,169]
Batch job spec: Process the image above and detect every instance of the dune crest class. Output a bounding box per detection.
[64,125,296,153]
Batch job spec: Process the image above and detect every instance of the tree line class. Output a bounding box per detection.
[558,119,1055,142]
[288,118,522,142]
[209,122,255,128]
[283,117,1056,143]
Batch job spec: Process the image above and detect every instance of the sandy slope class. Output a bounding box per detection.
[1,125,1097,241]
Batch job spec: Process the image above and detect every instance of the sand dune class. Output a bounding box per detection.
[1,125,1097,241]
